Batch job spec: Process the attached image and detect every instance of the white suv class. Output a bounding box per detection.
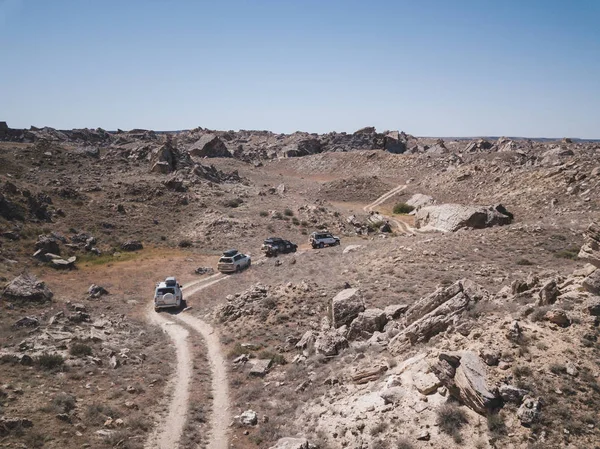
[154,277,184,311]
[310,231,340,249]
[217,249,251,273]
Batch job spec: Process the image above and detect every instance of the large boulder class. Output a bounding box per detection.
[405,193,435,212]
[579,222,600,268]
[3,273,53,302]
[431,351,500,415]
[189,135,231,158]
[331,288,365,328]
[150,142,177,173]
[415,203,513,232]
[281,139,322,158]
[383,132,406,154]
[517,396,542,426]
[120,240,143,251]
[346,308,387,340]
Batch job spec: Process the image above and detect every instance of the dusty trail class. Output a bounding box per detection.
[363,183,417,234]
[145,274,230,449]
[171,312,231,449]
[145,308,192,449]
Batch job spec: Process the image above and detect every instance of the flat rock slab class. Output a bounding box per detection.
[249,359,272,377]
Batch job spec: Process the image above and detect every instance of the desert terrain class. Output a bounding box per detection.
[1,123,599,449]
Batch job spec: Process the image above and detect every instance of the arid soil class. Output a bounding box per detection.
[1,126,599,449]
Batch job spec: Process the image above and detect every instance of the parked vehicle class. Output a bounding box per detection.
[261,237,297,257]
[309,231,340,249]
[217,249,251,273]
[154,276,184,311]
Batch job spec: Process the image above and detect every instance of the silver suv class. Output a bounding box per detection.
[154,277,183,311]
[217,249,251,273]
[309,231,340,249]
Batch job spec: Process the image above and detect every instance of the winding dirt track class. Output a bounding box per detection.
[144,183,418,449]
[145,274,229,449]
[363,183,416,234]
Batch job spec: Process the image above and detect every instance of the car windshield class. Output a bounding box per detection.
[157,288,175,295]
[219,257,233,263]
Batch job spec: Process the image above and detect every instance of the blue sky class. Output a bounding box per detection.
[1,0,599,137]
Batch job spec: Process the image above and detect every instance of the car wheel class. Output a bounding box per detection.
[236,265,241,273]
[247,260,251,268]
[154,307,160,313]
[292,246,297,252]
[319,242,324,248]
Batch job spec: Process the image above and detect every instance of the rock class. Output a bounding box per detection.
[384,304,408,319]
[388,280,487,354]
[545,309,570,327]
[379,222,392,233]
[239,410,258,426]
[249,359,272,377]
[315,330,348,356]
[499,385,528,404]
[13,316,39,328]
[506,320,522,343]
[109,356,120,369]
[268,437,311,449]
[416,431,431,441]
[517,396,542,426]
[379,386,403,404]
[346,308,387,340]
[538,280,559,305]
[585,298,600,316]
[34,235,60,255]
[432,351,500,415]
[413,371,441,395]
[88,284,109,298]
[51,256,76,269]
[331,288,365,328]
[295,330,315,351]
[480,349,500,366]
[120,240,143,251]
[582,270,600,295]
[565,361,579,377]
[415,203,513,232]
[189,134,231,158]
[281,139,322,158]
[405,193,435,212]
[150,142,179,173]
[195,266,214,275]
[0,417,33,435]
[342,244,362,254]
[578,222,600,268]
[3,273,53,302]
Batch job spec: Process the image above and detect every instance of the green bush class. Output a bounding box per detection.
[393,203,414,215]
[283,208,294,216]
[223,198,243,208]
[259,211,268,217]
[178,239,193,248]
[554,247,579,260]
[516,258,534,266]
[36,353,64,370]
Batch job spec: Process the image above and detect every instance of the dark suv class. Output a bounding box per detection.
[261,237,298,257]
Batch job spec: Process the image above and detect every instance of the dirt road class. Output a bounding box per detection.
[363,184,416,234]
[145,274,229,449]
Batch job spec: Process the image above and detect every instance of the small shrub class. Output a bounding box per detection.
[257,350,286,366]
[369,421,388,436]
[530,306,550,322]
[259,211,268,217]
[227,343,251,359]
[272,211,283,220]
[51,393,76,413]
[291,217,300,225]
[85,403,120,425]
[436,403,468,440]
[487,413,507,436]
[69,343,92,358]
[223,198,243,208]
[516,258,534,266]
[393,203,414,215]
[396,438,415,449]
[513,365,533,378]
[178,239,193,248]
[300,220,309,227]
[284,208,294,216]
[549,363,565,375]
[554,247,579,260]
[36,353,64,371]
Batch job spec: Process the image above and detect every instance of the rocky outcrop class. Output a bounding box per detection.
[415,203,513,232]
[405,193,435,212]
[388,280,487,354]
[578,222,600,268]
[431,351,500,415]
[331,288,365,328]
[120,241,143,251]
[582,270,600,295]
[281,139,322,158]
[189,135,231,158]
[2,273,53,302]
[34,235,60,255]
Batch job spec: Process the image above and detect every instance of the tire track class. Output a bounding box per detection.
[363,184,418,234]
